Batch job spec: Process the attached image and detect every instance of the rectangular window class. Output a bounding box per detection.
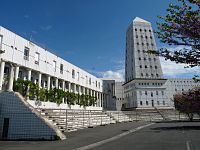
[98,82,100,89]
[162,91,164,95]
[86,76,88,84]
[60,64,63,74]
[89,78,91,85]
[72,69,75,78]
[77,72,79,81]
[145,91,147,95]
[53,61,56,72]
[0,35,3,50]
[35,52,40,65]
[24,47,29,60]
[139,91,142,95]
[96,81,97,87]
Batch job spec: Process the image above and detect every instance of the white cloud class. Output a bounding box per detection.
[160,57,199,78]
[101,69,124,81]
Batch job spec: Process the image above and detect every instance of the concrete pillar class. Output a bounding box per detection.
[62,80,65,91]
[38,73,42,88]
[55,78,58,88]
[8,64,14,91]
[68,82,71,92]
[14,66,19,80]
[0,61,5,90]
[27,69,31,81]
[47,75,51,90]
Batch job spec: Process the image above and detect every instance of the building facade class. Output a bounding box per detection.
[0,26,103,107]
[123,17,200,109]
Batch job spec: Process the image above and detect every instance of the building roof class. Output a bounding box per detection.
[133,17,150,24]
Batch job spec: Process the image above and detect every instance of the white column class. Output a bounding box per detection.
[47,75,51,90]
[62,80,65,91]
[38,73,42,88]
[27,69,31,81]
[8,65,14,91]
[14,66,19,80]
[68,82,71,92]
[55,78,58,88]
[0,61,5,90]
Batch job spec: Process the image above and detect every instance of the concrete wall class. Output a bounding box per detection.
[0,91,65,140]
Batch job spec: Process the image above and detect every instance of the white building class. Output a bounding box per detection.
[102,79,125,110]
[123,17,200,109]
[0,26,103,108]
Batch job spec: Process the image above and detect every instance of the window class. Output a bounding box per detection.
[60,64,63,74]
[135,28,137,31]
[140,29,142,32]
[155,66,157,69]
[154,58,156,61]
[77,72,79,80]
[86,76,88,84]
[145,65,147,68]
[144,58,146,61]
[145,91,147,95]
[163,101,165,105]
[35,52,40,65]
[157,101,160,105]
[146,101,148,105]
[141,35,143,38]
[72,69,75,78]
[24,47,29,60]
[162,91,164,95]
[98,82,100,88]
[136,35,138,38]
[151,74,154,77]
[151,92,153,97]
[150,66,152,69]
[139,57,141,60]
[53,61,56,72]
[89,78,91,85]
[146,73,148,77]
[149,58,151,61]
[96,81,97,87]
[156,91,158,95]
[137,42,139,45]
[139,91,142,95]
[140,65,142,68]
[150,36,152,39]
[141,73,143,77]
[156,74,159,77]
[149,30,151,32]
[140,101,143,105]
[0,35,3,50]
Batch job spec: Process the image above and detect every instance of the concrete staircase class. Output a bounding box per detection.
[106,111,132,122]
[39,109,116,132]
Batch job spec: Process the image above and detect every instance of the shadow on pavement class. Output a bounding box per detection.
[152,126,200,131]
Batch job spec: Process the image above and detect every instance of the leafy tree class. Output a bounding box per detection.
[149,0,200,78]
[174,87,200,121]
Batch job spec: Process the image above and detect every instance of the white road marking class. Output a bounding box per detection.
[73,123,155,150]
[186,141,191,150]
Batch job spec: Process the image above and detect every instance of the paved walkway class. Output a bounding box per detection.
[0,121,150,150]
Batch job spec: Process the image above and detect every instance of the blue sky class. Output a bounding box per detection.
[0,0,198,80]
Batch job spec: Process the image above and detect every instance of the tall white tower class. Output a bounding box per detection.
[124,17,167,109]
[125,17,163,82]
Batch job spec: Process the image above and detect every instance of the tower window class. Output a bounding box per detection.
[24,47,30,60]
[140,65,142,68]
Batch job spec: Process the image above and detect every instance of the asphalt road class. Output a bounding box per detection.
[1,121,200,150]
[94,121,200,150]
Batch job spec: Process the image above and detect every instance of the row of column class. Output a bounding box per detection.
[0,60,103,107]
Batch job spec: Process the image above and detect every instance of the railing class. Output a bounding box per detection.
[38,109,200,133]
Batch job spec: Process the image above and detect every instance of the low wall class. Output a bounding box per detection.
[0,91,66,140]
[27,100,103,110]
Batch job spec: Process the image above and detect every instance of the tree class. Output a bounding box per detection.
[174,87,200,121]
[149,0,200,69]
